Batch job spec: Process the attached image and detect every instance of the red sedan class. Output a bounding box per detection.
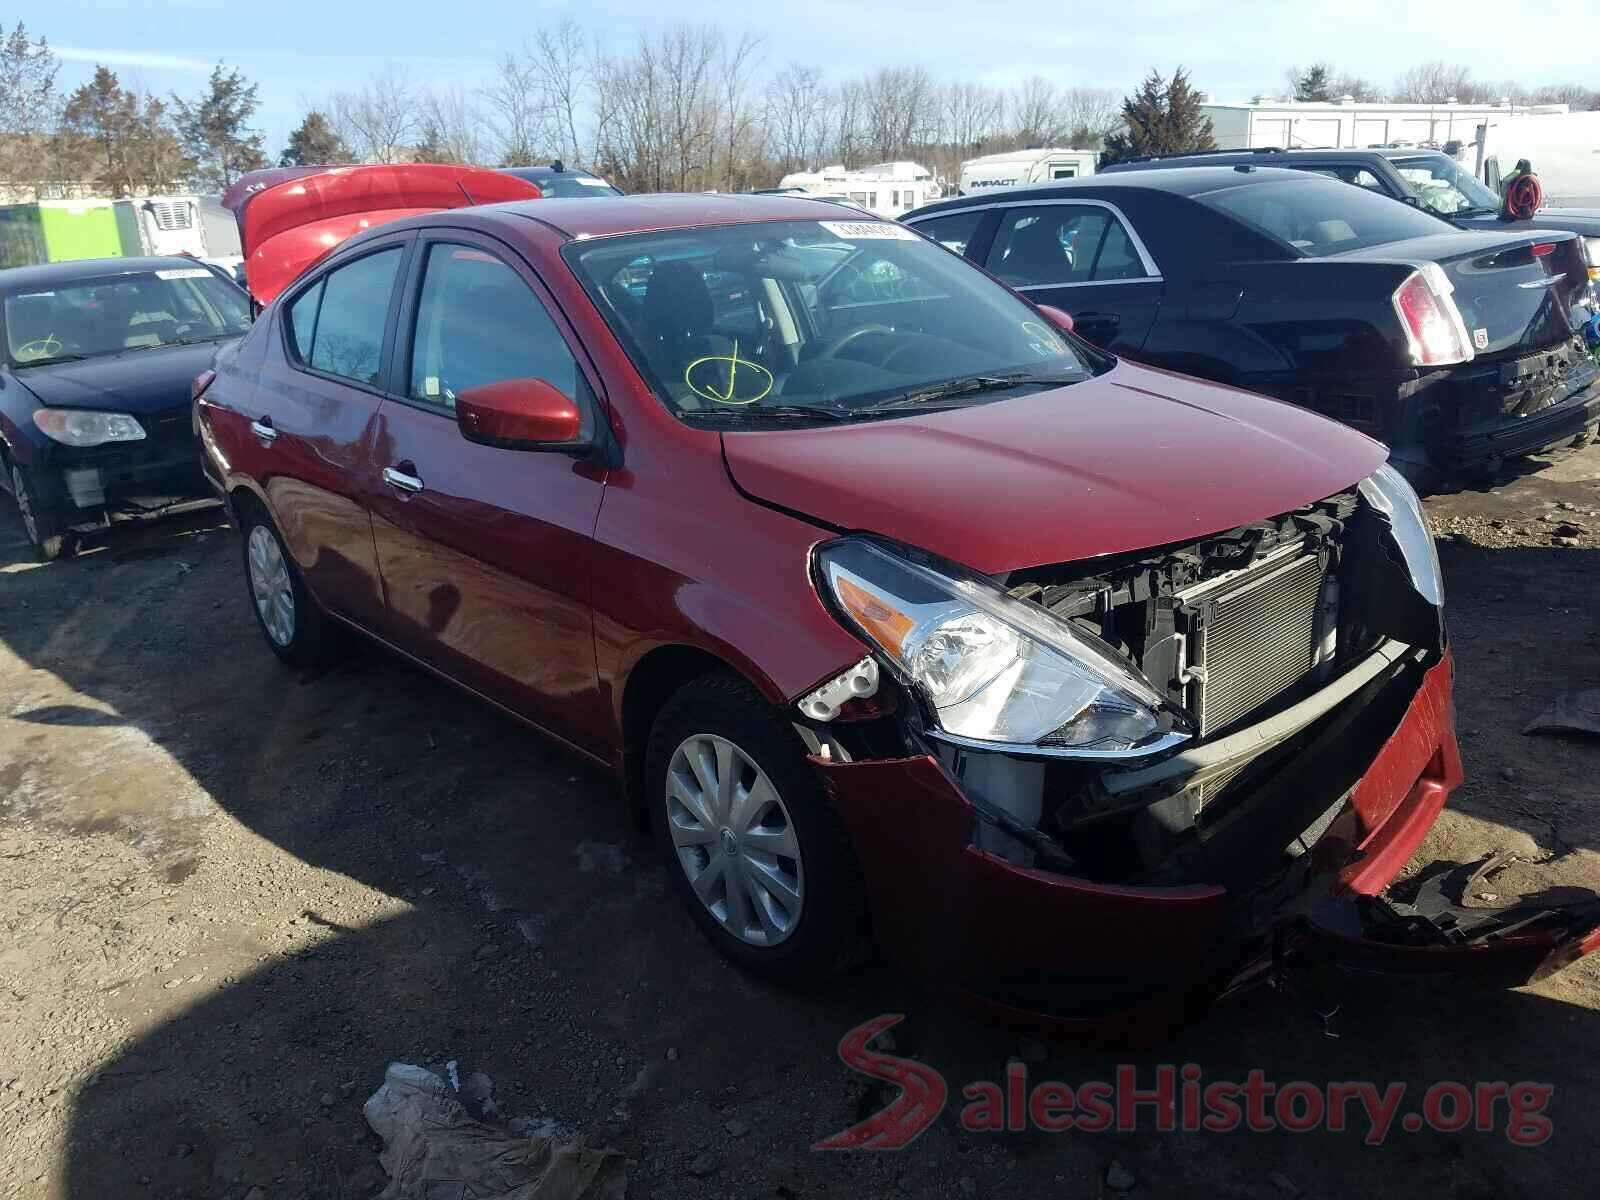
[194,179,1599,1039]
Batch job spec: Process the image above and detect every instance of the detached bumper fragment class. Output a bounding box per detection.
[1302,855,1600,988]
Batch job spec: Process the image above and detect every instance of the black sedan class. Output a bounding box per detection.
[905,167,1600,488]
[0,256,251,560]
[497,161,623,197]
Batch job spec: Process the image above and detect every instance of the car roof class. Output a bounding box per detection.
[905,165,1314,218]
[487,192,889,240]
[0,255,216,291]
[500,164,604,181]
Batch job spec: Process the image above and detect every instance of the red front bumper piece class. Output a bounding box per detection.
[817,654,1600,1040]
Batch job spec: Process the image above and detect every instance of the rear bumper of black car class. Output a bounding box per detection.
[1268,341,1600,485]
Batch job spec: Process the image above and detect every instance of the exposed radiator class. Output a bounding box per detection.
[1181,550,1326,736]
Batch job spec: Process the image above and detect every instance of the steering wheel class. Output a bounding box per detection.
[816,324,893,361]
[14,334,62,362]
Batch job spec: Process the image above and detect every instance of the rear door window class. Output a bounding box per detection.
[984,206,1151,286]
[911,210,985,255]
[301,247,402,385]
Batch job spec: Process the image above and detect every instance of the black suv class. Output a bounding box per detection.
[1101,147,1600,248]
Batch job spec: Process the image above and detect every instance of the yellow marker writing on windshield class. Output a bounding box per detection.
[684,340,774,406]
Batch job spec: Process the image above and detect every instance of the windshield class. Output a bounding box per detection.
[1197,176,1458,257]
[3,267,251,367]
[1390,154,1502,216]
[538,174,624,198]
[563,218,1096,421]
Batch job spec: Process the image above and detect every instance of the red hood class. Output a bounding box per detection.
[224,164,541,305]
[721,361,1387,573]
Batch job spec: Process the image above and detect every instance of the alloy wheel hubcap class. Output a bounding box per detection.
[666,733,804,947]
[12,467,38,544]
[247,525,295,647]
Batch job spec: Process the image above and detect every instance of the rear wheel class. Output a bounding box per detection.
[9,464,69,562]
[646,670,868,983]
[239,504,339,668]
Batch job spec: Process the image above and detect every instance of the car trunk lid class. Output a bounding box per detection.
[1331,229,1589,358]
[223,164,542,306]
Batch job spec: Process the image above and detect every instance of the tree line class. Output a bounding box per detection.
[3,17,1597,201]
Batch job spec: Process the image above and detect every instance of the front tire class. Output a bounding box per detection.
[9,464,69,562]
[239,505,339,668]
[646,670,868,984]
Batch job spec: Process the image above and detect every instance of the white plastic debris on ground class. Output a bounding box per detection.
[364,1062,626,1199]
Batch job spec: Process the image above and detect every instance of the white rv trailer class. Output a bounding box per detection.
[957,148,1097,194]
[1467,110,1600,207]
[776,161,940,218]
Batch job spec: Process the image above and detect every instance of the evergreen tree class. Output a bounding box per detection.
[280,110,351,166]
[173,64,267,190]
[1294,64,1333,102]
[409,123,456,164]
[1099,68,1216,165]
[0,21,59,195]
[58,66,138,196]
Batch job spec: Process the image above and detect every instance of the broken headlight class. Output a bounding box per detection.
[815,537,1183,753]
[1359,463,1442,606]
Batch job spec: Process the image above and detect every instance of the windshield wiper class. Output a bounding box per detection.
[14,352,91,366]
[122,332,241,353]
[857,371,1082,413]
[681,403,854,424]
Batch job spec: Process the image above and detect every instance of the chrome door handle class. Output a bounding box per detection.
[383,466,424,493]
[249,418,277,445]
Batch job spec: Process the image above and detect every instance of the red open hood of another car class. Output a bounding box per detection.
[721,361,1388,573]
[224,164,542,304]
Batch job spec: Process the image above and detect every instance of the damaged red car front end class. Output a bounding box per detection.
[815,642,1595,1040]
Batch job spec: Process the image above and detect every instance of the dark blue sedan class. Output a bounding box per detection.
[0,256,251,560]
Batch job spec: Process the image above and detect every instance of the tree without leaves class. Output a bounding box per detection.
[764,62,828,174]
[530,19,589,166]
[330,65,420,164]
[481,50,543,166]
[172,64,267,191]
[1392,60,1480,104]
[421,88,482,165]
[1099,67,1216,165]
[280,110,351,166]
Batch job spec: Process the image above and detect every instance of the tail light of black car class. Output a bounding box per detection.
[1391,264,1475,367]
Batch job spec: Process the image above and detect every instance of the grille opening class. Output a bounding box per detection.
[992,485,1446,888]
[1177,548,1327,737]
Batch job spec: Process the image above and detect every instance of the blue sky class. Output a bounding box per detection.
[42,0,1600,155]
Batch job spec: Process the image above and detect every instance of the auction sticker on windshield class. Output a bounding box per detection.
[820,221,919,241]
[155,268,214,280]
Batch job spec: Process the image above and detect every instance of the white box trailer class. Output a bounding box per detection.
[1468,111,1600,207]
[958,148,1097,195]
[1200,98,1568,152]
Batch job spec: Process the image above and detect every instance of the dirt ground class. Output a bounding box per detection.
[1,446,1597,1200]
